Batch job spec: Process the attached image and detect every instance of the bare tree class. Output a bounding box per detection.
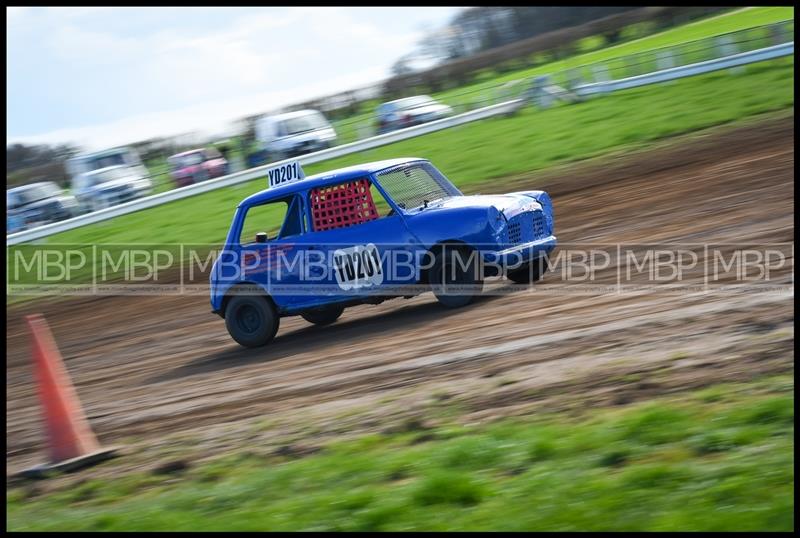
[390,54,416,77]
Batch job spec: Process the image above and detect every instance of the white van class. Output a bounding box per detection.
[255,109,337,161]
[66,147,152,212]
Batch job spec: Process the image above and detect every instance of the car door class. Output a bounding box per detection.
[294,177,420,308]
[237,194,312,311]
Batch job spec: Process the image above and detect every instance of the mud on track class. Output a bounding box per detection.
[6,115,795,479]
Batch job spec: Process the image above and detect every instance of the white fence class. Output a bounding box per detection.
[574,41,794,97]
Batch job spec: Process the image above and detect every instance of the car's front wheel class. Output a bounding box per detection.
[429,244,483,308]
[506,253,551,284]
[225,294,280,348]
[301,306,344,326]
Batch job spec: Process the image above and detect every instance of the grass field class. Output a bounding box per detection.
[27,56,794,248]
[330,7,794,144]
[7,374,793,531]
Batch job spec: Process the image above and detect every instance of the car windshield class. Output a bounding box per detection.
[7,183,60,208]
[87,168,129,186]
[173,152,204,168]
[374,162,461,212]
[396,96,435,110]
[83,153,129,171]
[279,113,327,136]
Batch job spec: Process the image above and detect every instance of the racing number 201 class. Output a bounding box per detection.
[333,244,384,290]
[268,162,302,188]
[335,248,382,282]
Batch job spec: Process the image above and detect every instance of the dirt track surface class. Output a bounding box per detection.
[6,115,795,479]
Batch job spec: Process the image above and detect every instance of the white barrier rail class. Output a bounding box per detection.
[7,99,524,246]
[574,41,794,97]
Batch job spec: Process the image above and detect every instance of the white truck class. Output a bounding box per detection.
[66,147,153,213]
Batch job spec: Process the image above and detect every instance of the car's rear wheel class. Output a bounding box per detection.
[507,253,551,284]
[301,306,344,326]
[429,244,483,308]
[225,294,279,348]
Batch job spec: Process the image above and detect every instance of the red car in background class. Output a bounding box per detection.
[168,147,229,188]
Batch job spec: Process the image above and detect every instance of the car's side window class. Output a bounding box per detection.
[308,177,394,232]
[279,195,304,238]
[369,183,394,217]
[238,195,305,245]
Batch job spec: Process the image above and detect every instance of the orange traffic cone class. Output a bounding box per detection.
[20,314,119,478]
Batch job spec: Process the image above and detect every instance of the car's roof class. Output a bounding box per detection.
[382,95,434,106]
[169,149,205,159]
[84,165,129,176]
[7,181,56,193]
[260,109,324,123]
[70,147,134,160]
[239,158,428,207]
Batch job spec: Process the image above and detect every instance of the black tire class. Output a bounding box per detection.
[507,253,550,284]
[301,305,344,326]
[429,244,483,308]
[225,294,279,348]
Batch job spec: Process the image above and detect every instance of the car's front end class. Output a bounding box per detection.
[483,192,557,274]
[269,128,337,159]
[38,195,79,222]
[379,97,454,133]
[24,195,79,223]
[92,180,151,208]
[172,164,205,187]
[79,166,153,212]
[372,160,556,280]
[406,194,556,275]
[206,157,229,178]
[406,103,454,126]
[170,151,227,186]
[6,183,80,230]
[8,206,43,231]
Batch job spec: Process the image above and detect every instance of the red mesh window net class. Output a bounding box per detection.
[309,178,379,232]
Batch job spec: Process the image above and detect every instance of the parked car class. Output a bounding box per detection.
[71,165,152,213]
[210,158,556,347]
[167,147,229,188]
[6,182,79,233]
[254,109,337,162]
[375,95,453,134]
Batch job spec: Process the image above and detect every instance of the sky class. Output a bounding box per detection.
[6,6,464,150]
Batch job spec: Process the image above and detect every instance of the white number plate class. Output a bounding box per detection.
[267,161,305,189]
[333,244,384,291]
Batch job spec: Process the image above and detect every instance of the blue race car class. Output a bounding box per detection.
[210,158,556,347]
